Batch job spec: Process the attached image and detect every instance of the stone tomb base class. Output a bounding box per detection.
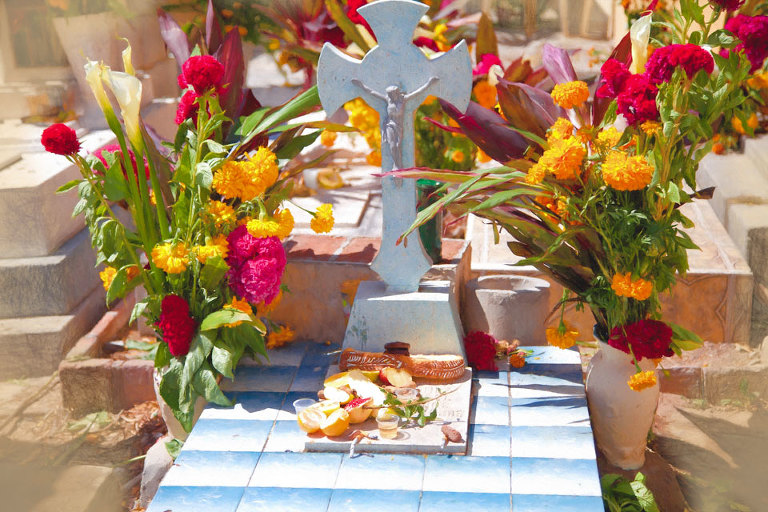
[305,367,473,455]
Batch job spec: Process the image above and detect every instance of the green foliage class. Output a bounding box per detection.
[383,391,439,427]
[602,472,659,512]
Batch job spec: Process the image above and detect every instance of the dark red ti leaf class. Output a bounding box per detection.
[592,32,632,126]
[156,8,190,73]
[542,44,577,85]
[440,99,529,163]
[215,29,244,132]
[496,78,565,139]
[206,0,222,55]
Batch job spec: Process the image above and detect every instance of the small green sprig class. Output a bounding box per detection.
[382,387,455,427]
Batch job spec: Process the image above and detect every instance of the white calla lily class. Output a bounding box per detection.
[84,60,114,115]
[121,39,135,76]
[105,70,143,150]
[630,14,652,74]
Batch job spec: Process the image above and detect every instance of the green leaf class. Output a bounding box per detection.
[130,298,149,325]
[164,438,183,459]
[630,480,659,512]
[707,29,738,49]
[181,332,215,408]
[103,160,129,202]
[195,162,214,190]
[211,343,240,379]
[158,361,183,411]
[57,179,81,193]
[275,131,321,160]
[237,107,270,138]
[125,339,156,351]
[106,265,134,304]
[173,122,189,153]
[235,323,268,358]
[199,256,230,290]
[154,341,171,368]
[200,309,252,331]
[192,362,234,407]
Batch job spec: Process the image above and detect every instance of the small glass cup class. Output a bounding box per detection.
[293,398,317,414]
[376,413,400,439]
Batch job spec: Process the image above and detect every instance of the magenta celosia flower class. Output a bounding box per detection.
[616,74,659,126]
[463,331,498,371]
[228,256,285,305]
[474,53,503,76]
[711,0,745,11]
[93,144,150,180]
[414,36,439,52]
[723,14,768,72]
[645,44,714,84]
[596,58,632,99]
[175,89,200,125]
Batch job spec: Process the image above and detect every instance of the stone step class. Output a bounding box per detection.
[742,136,768,180]
[0,228,100,318]
[467,199,753,344]
[0,129,115,258]
[0,288,106,379]
[697,151,768,227]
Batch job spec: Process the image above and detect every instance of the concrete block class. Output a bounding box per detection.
[0,129,115,258]
[702,366,768,403]
[142,98,179,142]
[742,136,768,180]
[143,58,180,99]
[463,275,550,345]
[0,289,106,379]
[726,204,768,259]
[60,358,114,415]
[658,367,702,399]
[139,436,174,509]
[746,226,768,345]
[697,152,768,225]
[343,280,466,357]
[0,228,100,318]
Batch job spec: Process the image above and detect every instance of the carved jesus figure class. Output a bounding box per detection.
[352,76,439,170]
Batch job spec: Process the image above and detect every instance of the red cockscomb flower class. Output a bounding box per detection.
[596,58,632,99]
[645,44,714,84]
[414,36,440,53]
[711,0,745,11]
[608,319,674,361]
[157,294,197,357]
[723,15,768,72]
[179,55,225,94]
[463,331,498,371]
[347,0,373,34]
[474,53,503,76]
[93,144,150,180]
[616,74,659,126]
[175,89,200,125]
[41,123,80,156]
[226,235,286,305]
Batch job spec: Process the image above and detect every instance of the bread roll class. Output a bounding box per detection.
[338,348,465,381]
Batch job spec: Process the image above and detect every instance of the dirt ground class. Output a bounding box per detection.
[0,374,165,512]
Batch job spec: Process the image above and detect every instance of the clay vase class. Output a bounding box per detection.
[585,340,659,470]
[153,369,206,441]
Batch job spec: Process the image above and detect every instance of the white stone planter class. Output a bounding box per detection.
[586,340,659,470]
[463,275,550,344]
[153,369,206,441]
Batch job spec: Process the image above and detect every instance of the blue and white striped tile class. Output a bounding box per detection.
[510,457,602,496]
[148,486,245,512]
[199,392,285,422]
[327,489,421,512]
[522,346,582,365]
[513,494,605,511]
[508,366,586,399]
[223,366,298,392]
[471,395,510,426]
[509,396,590,427]
[161,451,261,487]
[301,342,342,367]
[511,426,597,459]
[423,455,510,494]
[248,452,343,489]
[472,369,509,397]
[183,419,273,452]
[468,423,511,457]
[237,487,332,512]
[262,419,308,453]
[335,453,425,491]
[419,491,511,511]
[289,364,328,392]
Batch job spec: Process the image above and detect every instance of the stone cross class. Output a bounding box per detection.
[317,0,472,292]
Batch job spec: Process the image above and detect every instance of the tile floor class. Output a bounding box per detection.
[148,342,603,511]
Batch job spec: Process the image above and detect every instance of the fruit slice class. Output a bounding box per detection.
[321,408,350,436]
[323,386,352,405]
[380,367,415,388]
[297,408,325,434]
[324,370,379,388]
[344,397,373,424]
[317,168,345,189]
[346,372,387,406]
[311,399,341,416]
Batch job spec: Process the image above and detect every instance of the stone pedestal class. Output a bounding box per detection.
[343,280,466,358]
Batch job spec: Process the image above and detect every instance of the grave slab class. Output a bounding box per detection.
[306,368,472,455]
[0,228,100,318]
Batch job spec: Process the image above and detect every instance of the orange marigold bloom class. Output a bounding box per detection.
[628,370,657,392]
[611,272,653,300]
[267,325,296,349]
[451,150,465,163]
[525,162,546,184]
[508,351,526,368]
[601,151,654,191]
[311,204,334,234]
[545,323,579,349]
[320,130,337,148]
[549,117,574,140]
[196,234,229,264]
[538,136,586,180]
[640,121,662,136]
[152,242,189,274]
[596,127,622,149]
[207,200,236,226]
[473,79,497,109]
[550,81,589,109]
[223,296,253,327]
[366,151,381,166]
[257,290,283,317]
[99,266,117,291]
[477,148,492,164]
[246,209,294,240]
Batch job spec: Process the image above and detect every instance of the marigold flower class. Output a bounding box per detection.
[152,242,189,273]
[126,265,140,281]
[213,147,279,201]
[628,370,657,392]
[508,351,526,368]
[546,323,579,349]
[257,289,283,316]
[207,200,236,226]
[451,150,465,163]
[310,204,335,234]
[601,151,654,191]
[538,136,586,180]
[100,266,117,291]
[223,296,253,327]
[196,234,229,264]
[267,326,296,349]
[549,117,574,140]
[366,151,381,166]
[550,81,590,109]
[477,149,492,164]
[525,162,546,184]
[320,130,337,148]
[213,161,246,199]
[732,113,759,134]
[41,123,81,155]
[640,121,662,136]
[473,79,497,109]
[596,127,623,149]
[611,273,653,300]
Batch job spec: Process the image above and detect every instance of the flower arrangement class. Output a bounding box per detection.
[42,29,334,431]
[396,0,757,390]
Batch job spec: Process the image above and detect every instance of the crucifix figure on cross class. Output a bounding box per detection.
[317,0,472,293]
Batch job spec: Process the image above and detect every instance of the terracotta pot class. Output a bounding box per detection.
[585,340,659,470]
[153,368,206,441]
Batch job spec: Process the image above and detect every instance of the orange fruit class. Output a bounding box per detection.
[297,408,325,434]
[321,408,350,437]
[312,400,341,416]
